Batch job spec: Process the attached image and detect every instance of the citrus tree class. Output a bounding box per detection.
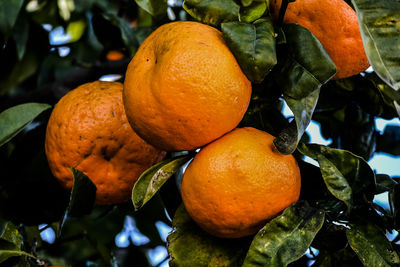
[1,0,400,266]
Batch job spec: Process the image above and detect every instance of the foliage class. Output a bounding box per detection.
[0,0,399,266]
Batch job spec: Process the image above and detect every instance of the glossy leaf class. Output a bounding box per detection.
[66,20,87,43]
[275,89,320,154]
[273,24,336,154]
[239,0,268,23]
[132,156,191,211]
[183,0,239,26]
[275,24,336,100]
[346,222,400,266]
[352,0,400,91]
[298,143,376,204]
[0,103,51,147]
[12,14,29,60]
[135,0,167,17]
[0,0,24,37]
[0,250,36,263]
[221,18,277,83]
[242,201,325,267]
[60,168,97,233]
[167,204,249,267]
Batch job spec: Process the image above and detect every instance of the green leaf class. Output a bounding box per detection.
[276,24,337,100]
[376,125,400,156]
[0,250,36,264]
[0,222,22,250]
[242,201,324,267]
[346,222,400,267]
[221,18,277,83]
[135,0,167,17]
[298,143,376,204]
[183,0,239,26]
[12,14,29,60]
[275,89,320,154]
[316,154,352,207]
[352,0,400,91]
[132,156,191,211]
[389,183,400,228]
[167,204,250,267]
[60,168,97,233]
[102,12,139,56]
[272,24,336,154]
[66,20,87,43]
[239,0,268,23]
[0,103,51,147]
[0,0,24,37]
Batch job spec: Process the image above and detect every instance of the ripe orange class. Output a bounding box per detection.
[106,50,125,61]
[45,81,165,205]
[270,0,369,79]
[123,21,252,152]
[181,127,301,238]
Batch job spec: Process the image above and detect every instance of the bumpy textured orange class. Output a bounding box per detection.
[123,21,252,151]
[181,127,301,238]
[45,81,165,205]
[270,0,370,79]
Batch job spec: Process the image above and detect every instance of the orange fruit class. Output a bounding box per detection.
[45,81,165,205]
[106,50,125,61]
[181,127,301,238]
[123,21,252,152]
[270,0,369,79]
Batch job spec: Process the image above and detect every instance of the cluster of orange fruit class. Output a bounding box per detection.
[45,0,368,238]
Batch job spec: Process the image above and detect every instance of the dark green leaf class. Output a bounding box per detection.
[102,12,139,56]
[0,250,36,264]
[273,24,336,154]
[376,125,400,156]
[275,89,320,154]
[132,156,191,211]
[376,174,397,194]
[12,14,29,60]
[346,222,400,266]
[242,201,325,267]
[389,183,400,229]
[221,18,277,83]
[0,103,51,147]
[167,204,250,267]
[60,168,97,234]
[352,0,400,91]
[135,0,167,17]
[317,154,352,207]
[183,0,239,26]
[275,24,337,100]
[0,0,24,37]
[298,143,376,204]
[239,0,268,23]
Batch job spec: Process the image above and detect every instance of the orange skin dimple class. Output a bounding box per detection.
[181,127,301,238]
[123,21,252,152]
[270,0,370,79]
[45,81,165,205]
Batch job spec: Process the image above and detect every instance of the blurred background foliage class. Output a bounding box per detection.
[0,0,400,266]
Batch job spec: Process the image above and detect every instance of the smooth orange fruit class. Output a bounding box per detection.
[270,0,369,79]
[106,50,125,61]
[123,21,252,152]
[45,81,165,205]
[181,127,301,238]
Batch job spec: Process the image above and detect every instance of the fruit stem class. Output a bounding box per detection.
[277,0,296,27]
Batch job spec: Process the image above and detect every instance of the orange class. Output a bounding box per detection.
[181,127,301,238]
[45,81,165,205]
[106,50,125,61]
[270,0,370,79]
[123,21,252,152]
